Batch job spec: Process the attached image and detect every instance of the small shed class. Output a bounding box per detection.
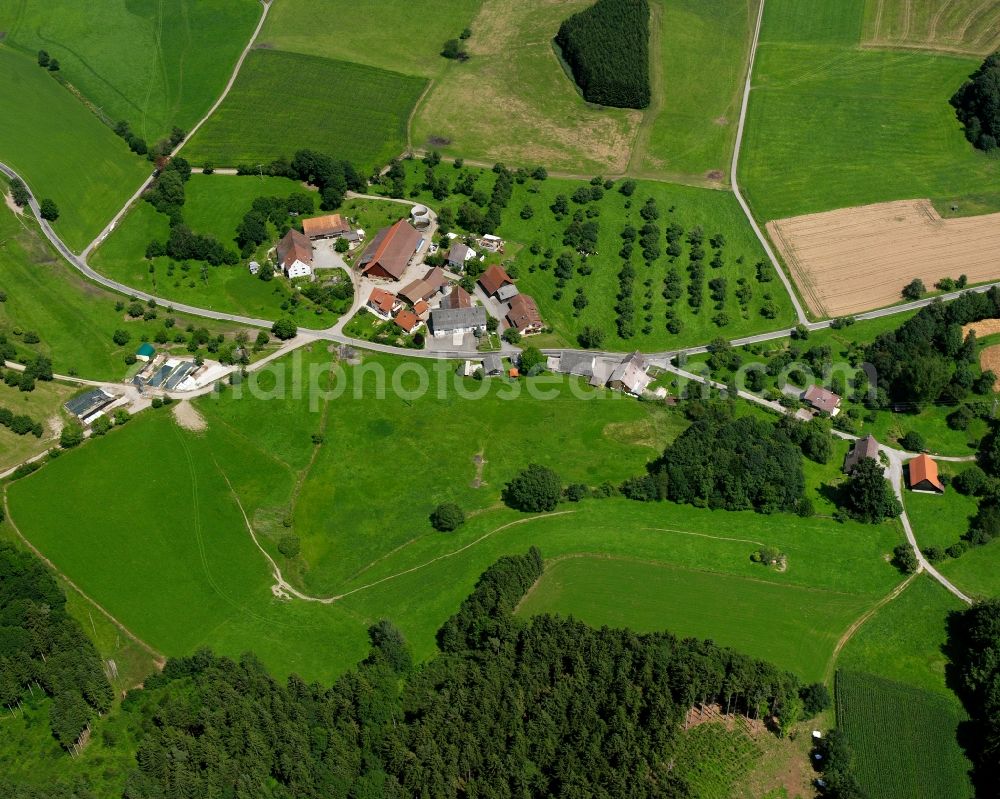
[135,342,156,362]
[248,260,260,275]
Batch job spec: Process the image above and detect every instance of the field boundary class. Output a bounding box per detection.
[2,490,165,666]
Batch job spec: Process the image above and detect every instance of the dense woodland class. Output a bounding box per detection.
[3,549,818,798]
[947,598,1000,794]
[950,50,1000,151]
[622,403,808,514]
[865,289,1000,408]
[0,543,113,750]
[555,0,651,109]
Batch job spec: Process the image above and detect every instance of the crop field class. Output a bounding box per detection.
[0,0,261,142]
[628,0,759,185]
[862,0,1000,55]
[0,184,248,379]
[6,350,905,679]
[384,160,796,351]
[0,45,150,252]
[741,0,997,222]
[836,575,964,696]
[184,50,425,171]
[768,199,1000,317]
[259,0,482,78]
[516,556,872,681]
[836,670,972,799]
[89,175,351,329]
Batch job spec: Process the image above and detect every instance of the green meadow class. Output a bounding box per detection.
[628,0,758,185]
[516,555,871,682]
[259,0,482,78]
[836,574,964,696]
[7,350,906,682]
[90,174,357,329]
[0,45,149,252]
[0,0,261,142]
[0,182,250,380]
[184,50,426,171]
[741,0,998,221]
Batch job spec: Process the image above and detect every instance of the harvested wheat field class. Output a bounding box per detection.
[962,318,1000,338]
[767,200,1000,318]
[979,344,1000,391]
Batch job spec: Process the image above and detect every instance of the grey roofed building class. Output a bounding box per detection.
[608,351,651,395]
[589,359,615,388]
[147,364,173,388]
[64,388,117,420]
[844,434,880,473]
[557,351,597,377]
[164,361,198,391]
[430,305,488,335]
[448,242,472,268]
[496,283,519,302]
[481,353,503,375]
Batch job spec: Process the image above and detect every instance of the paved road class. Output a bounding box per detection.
[663,361,974,605]
[729,0,807,326]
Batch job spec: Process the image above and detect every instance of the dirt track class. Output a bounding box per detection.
[768,199,1000,317]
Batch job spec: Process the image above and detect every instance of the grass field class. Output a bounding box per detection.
[184,50,426,171]
[628,0,758,185]
[836,670,973,799]
[6,350,906,681]
[904,462,977,552]
[862,0,1000,55]
[259,0,481,78]
[516,555,872,682]
[0,0,261,142]
[385,159,796,351]
[741,0,999,222]
[89,174,354,329]
[0,379,74,473]
[0,45,150,252]
[412,0,641,175]
[0,181,251,380]
[836,574,964,697]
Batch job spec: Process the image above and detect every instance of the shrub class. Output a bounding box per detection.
[946,541,969,559]
[564,483,589,502]
[901,278,925,300]
[954,465,988,496]
[899,431,925,452]
[503,464,562,512]
[60,422,84,449]
[892,544,918,574]
[39,198,59,221]
[951,52,1000,151]
[278,535,300,558]
[799,682,831,716]
[430,503,465,532]
[271,318,297,340]
[554,0,651,109]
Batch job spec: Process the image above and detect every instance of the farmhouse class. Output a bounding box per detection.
[448,243,474,270]
[393,308,422,334]
[367,287,400,319]
[135,342,156,362]
[302,213,350,240]
[358,220,423,281]
[439,285,473,310]
[844,435,880,474]
[608,352,652,396]
[908,454,945,494]
[478,264,514,298]
[276,229,313,279]
[803,385,841,416]
[505,294,543,335]
[400,266,448,305]
[430,306,488,338]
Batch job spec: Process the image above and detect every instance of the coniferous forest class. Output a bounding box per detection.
[555,0,651,109]
[0,543,113,751]
[4,548,814,798]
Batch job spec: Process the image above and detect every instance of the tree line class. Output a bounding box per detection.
[3,548,831,798]
[555,0,651,109]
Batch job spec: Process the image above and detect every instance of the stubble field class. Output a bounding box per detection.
[768,199,1000,317]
